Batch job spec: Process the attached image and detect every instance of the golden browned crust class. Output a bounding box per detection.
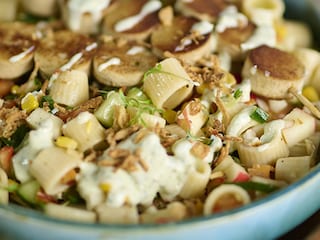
[0,22,37,58]
[34,30,96,78]
[150,16,213,63]
[102,0,160,41]
[249,45,305,80]
[93,38,158,86]
[0,22,38,79]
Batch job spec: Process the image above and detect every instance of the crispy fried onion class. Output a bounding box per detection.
[99,147,148,172]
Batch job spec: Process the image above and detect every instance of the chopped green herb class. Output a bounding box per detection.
[233,89,243,99]
[18,13,53,24]
[234,181,279,193]
[39,95,55,110]
[143,63,162,79]
[250,107,269,123]
[0,125,30,149]
[62,187,85,204]
[33,78,42,90]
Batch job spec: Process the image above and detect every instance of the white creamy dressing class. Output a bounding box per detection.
[216,6,248,33]
[114,0,162,32]
[191,20,214,35]
[77,131,218,209]
[241,25,276,51]
[98,57,121,72]
[67,0,111,32]
[126,46,145,55]
[9,46,35,63]
[241,9,276,52]
[218,51,232,71]
[12,118,60,183]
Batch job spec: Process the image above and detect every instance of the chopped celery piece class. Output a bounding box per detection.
[94,91,125,127]
[17,180,40,205]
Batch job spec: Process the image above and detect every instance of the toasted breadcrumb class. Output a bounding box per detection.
[0,107,27,138]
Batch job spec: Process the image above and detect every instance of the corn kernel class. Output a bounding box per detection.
[11,85,20,95]
[274,22,287,42]
[162,109,177,124]
[55,136,78,150]
[99,182,111,192]
[21,93,39,113]
[85,120,92,134]
[302,86,319,102]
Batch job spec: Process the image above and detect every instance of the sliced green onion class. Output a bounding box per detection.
[39,95,55,110]
[250,107,269,123]
[143,63,162,79]
[233,89,243,99]
[234,181,279,193]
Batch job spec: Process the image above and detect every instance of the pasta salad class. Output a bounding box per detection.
[0,0,320,224]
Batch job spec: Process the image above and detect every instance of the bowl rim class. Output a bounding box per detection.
[1,161,319,230]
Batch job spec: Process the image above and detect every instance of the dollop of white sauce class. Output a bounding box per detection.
[98,57,121,72]
[241,25,276,51]
[175,20,213,52]
[67,0,111,32]
[114,0,162,32]
[77,132,213,209]
[9,46,35,63]
[191,20,214,35]
[240,9,276,52]
[12,118,59,183]
[126,46,145,55]
[216,6,248,33]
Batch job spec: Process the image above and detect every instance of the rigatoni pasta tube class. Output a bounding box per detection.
[204,184,251,215]
[176,99,208,136]
[140,202,187,224]
[62,111,105,152]
[179,160,211,199]
[50,69,89,107]
[143,58,194,110]
[45,203,96,223]
[237,120,289,167]
[29,146,82,195]
[96,205,139,224]
[26,108,64,138]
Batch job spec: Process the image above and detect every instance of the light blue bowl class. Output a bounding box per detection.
[1,1,320,240]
